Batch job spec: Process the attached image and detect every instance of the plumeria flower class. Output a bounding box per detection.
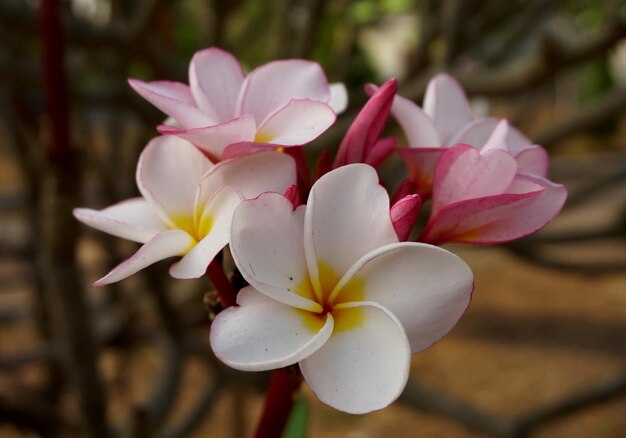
[73,136,296,285]
[129,47,348,161]
[210,164,473,413]
[367,74,548,196]
[418,127,567,244]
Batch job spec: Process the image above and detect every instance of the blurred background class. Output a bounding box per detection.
[1,0,626,436]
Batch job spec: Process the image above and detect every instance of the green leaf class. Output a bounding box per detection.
[282,397,310,438]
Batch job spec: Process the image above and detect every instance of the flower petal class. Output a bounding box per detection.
[333,243,472,353]
[196,151,296,208]
[210,286,333,371]
[137,136,214,229]
[231,193,321,311]
[449,117,533,152]
[255,99,336,146]
[390,194,421,241]
[169,187,243,279]
[380,87,440,147]
[396,147,444,197]
[73,198,166,243]
[300,301,410,414]
[481,119,510,152]
[237,60,330,124]
[128,79,215,128]
[328,83,348,114]
[421,174,567,244]
[515,145,548,177]
[305,164,398,295]
[189,47,244,123]
[158,115,256,161]
[92,230,193,286]
[432,144,517,214]
[423,74,473,144]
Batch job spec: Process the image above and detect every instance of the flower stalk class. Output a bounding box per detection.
[205,257,237,308]
[254,367,302,438]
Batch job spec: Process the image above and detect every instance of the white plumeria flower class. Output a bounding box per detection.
[210,164,473,414]
[74,136,296,285]
[129,47,348,160]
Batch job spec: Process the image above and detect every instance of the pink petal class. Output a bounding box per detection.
[188,47,244,123]
[128,79,215,128]
[169,187,243,279]
[515,145,549,177]
[420,174,567,244]
[423,74,473,144]
[231,193,321,312]
[481,119,510,152]
[136,136,213,227]
[255,99,336,145]
[390,195,421,241]
[158,115,256,161]
[196,151,297,208]
[450,117,533,152]
[283,185,301,209]
[304,164,398,296]
[73,198,166,243]
[365,137,395,168]
[92,230,193,286]
[432,144,517,214]
[300,301,410,414]
[210,286,333,371]
[237,60,330,124]
[391,178,416,204]
[333,243,473,353]
[335,79,397,167]
[396,147,444,197]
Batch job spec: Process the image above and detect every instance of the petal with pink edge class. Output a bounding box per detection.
[137,136,213,229]
[237,60,330,124]
[73,198,166,243]
[196,151,296,208]
[169,187,243,279]
[481,119,511,152]
[432,144,517,214]
[304,164,398,295]
[189,48,244,123]
[128,79,215,128]
[328,83,348,114]
[396,147,445,197]
[421,174,566,244]
[333,243,472,353]
[92,230,193,286]
[158,115,256,161]
[423,74,473,145]
[300,301,410,414]
[231,193,321,311]
[450,117,532,152]
[515,145,549,177]
[390,194,421,241]
[255,99,336,146]
[210,286,333,372]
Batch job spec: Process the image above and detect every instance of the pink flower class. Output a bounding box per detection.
[74,136,296,284]
[372,74,548,196]
[129,48,347,160]
[210,164,473,413]
[419,131,567,244]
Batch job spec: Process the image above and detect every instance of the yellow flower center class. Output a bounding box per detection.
[168,211,214,246]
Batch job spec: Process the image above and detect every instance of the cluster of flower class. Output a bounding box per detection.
[74,48,566,414]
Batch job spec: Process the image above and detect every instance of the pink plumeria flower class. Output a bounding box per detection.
[368,74,548,196]
[73,136,296,285]
[419,129,567,244]
[129,47,348,161]
[210,164,473,413]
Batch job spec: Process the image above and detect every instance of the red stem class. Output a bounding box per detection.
[205,258,237,308]
[254,368,302,438]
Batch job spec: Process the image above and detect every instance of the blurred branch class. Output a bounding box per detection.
[0,392,67,437]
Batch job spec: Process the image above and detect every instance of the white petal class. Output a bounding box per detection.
[73,198,165,243]
[300,301,410,414]
[481,119,510,152]
[158,115,256,161]
[128,79,215,128]
[169,187,243,279]
[333,242,473,353]
[137,136,213,228]
[304,164,398,295]
[231,193,321,311]
[328,83,348,114]
[391,92,441,147]
[423,74,473,145]
[196,151,296,208]
[189,48,244,123]
[237,60,330,124]
[255,99,335,145]
[210,286,333,371]
[92,230,193,286]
